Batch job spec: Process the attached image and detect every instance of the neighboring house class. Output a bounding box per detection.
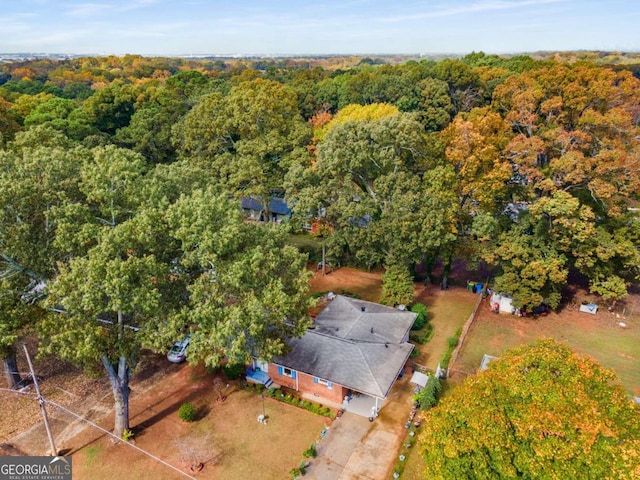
[247,295,415,417]
[241,196,291,223]
[241,197,264,222]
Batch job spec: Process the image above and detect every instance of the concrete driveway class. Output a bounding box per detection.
[305,377,415,480]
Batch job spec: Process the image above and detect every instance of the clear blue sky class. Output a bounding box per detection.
[2,0,639,55]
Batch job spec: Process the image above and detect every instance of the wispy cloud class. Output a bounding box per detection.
[63,2,110,17]
[0,14,37,36]
[63,0,158,17]
[108,20,193,38]
[120,0,161,12]
[380,0,567,23]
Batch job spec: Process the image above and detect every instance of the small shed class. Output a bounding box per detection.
[410,371,430,390]
[490,293,514,314]
[480,354,499,371]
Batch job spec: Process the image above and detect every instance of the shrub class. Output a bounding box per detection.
[380,264,414,306]
[409,323,434,344]
[414,375,442,410]
[223,363,244,380]
[441,350,452,369]
[310,290,330,299]
[440,327,462,369]
[178,402,198,422]
[121,428,134,442]
[410,303,428,330]
[303,442,317,458]
[318,406,331,417]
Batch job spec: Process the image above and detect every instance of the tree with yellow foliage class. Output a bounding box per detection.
[419,339,640,479]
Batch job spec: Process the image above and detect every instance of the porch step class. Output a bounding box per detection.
[264,379,273,388]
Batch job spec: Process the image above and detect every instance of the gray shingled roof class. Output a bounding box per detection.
[273,295,416,399]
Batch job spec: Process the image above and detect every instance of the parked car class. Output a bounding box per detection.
[167,335,191,363]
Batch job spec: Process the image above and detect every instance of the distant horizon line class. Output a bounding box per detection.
[2,49,639,59]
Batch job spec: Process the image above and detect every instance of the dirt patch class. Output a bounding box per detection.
[69,372,329,480]
[308,264,383,302]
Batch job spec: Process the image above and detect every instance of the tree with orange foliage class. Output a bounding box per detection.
[419,339,640,479]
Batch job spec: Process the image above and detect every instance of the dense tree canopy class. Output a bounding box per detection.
[419,339,640,479]
[174,78,310,198]
[0,54,639,419]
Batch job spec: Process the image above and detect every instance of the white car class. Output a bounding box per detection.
[167,335,191,363]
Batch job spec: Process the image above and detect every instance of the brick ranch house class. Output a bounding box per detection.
[247,295,416,418]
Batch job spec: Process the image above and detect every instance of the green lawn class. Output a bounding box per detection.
[287,233,322,261]
[411,286,479,371]
[454,305,640,396]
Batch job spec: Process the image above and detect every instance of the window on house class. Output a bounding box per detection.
[278,366,296,379]
[313,377,333,389]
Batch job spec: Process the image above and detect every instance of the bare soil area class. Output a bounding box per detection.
[308,264,383,302]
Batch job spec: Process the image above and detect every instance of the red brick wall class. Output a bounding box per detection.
[268,364,346,405]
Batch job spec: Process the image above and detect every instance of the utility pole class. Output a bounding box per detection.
[23,344,58,456]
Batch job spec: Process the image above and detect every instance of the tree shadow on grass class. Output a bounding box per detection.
[132,390,205,438]
[196,404,210,420]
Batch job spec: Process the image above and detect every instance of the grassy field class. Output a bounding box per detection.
[453,302,640,396]
[411,286,480,371]
[397,291,640,479]
[288,233,322,262]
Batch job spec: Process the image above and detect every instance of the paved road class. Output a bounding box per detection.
[305,377,414,480]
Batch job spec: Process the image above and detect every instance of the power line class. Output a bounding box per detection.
[44,399,196,480]
[23,344,57,456]
[2,355,196,479]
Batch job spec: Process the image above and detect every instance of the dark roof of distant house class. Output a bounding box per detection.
[241,197,263,211]
[268,197,290,215]
[240,196,290,215]
[273,295,416,399]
